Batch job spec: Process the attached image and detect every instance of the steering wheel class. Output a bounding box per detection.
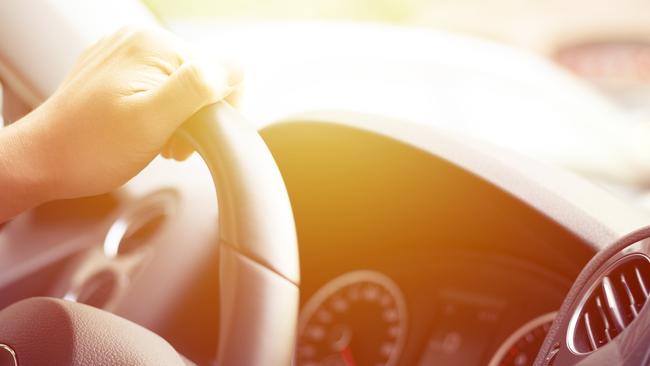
[0,103,300,365]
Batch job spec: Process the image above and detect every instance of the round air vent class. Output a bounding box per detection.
[102,191,175,258]
[568,253,650,354]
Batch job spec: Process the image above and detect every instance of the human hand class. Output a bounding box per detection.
[0,27,241,220]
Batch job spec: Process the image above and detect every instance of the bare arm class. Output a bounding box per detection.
[0,27,240,222]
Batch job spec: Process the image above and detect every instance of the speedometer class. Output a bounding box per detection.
[488,312,556,366]
[296,270,408,366]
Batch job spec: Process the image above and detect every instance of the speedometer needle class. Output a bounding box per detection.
[340,346,357,366]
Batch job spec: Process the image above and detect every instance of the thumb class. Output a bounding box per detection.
[149,61,234,129]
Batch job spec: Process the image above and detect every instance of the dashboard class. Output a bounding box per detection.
[263,117,600,366]
[295,255,568,366]
[2,112,650,365]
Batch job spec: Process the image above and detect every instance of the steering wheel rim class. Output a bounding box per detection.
[178,102,300,365]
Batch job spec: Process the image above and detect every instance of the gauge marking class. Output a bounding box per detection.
[297,270,408,366]
[488,311,557,366]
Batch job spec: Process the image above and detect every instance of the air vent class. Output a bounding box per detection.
[569,253,650,354]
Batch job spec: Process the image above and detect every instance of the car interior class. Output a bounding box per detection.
[2,1,650,365]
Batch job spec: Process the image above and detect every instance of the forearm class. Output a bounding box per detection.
[0,115,55,223]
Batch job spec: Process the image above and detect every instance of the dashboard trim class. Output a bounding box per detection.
[274,111,650,249]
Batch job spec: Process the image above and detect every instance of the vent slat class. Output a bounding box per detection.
[594,296,613,341]
[583,312,598,351]
[601,276,627,331]
[619,273,639,318]
[634,266,649,299]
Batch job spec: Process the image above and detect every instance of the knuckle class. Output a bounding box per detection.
[181,63,213,100]
[115,26,149,46]
[127,28,153,46]
[123,28,150,56]
[121,27,160,53]
[118,27,181,66]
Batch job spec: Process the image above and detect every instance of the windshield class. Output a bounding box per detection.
[145,0,650,115]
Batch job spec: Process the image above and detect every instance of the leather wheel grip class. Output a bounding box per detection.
[178,102,300,365]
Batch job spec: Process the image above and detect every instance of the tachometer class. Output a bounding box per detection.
[488,312,556,366]
[296,270,408,366]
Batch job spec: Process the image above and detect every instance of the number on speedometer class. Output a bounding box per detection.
[296,270,408,366]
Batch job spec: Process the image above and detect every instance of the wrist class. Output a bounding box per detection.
[0,111,59,221]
